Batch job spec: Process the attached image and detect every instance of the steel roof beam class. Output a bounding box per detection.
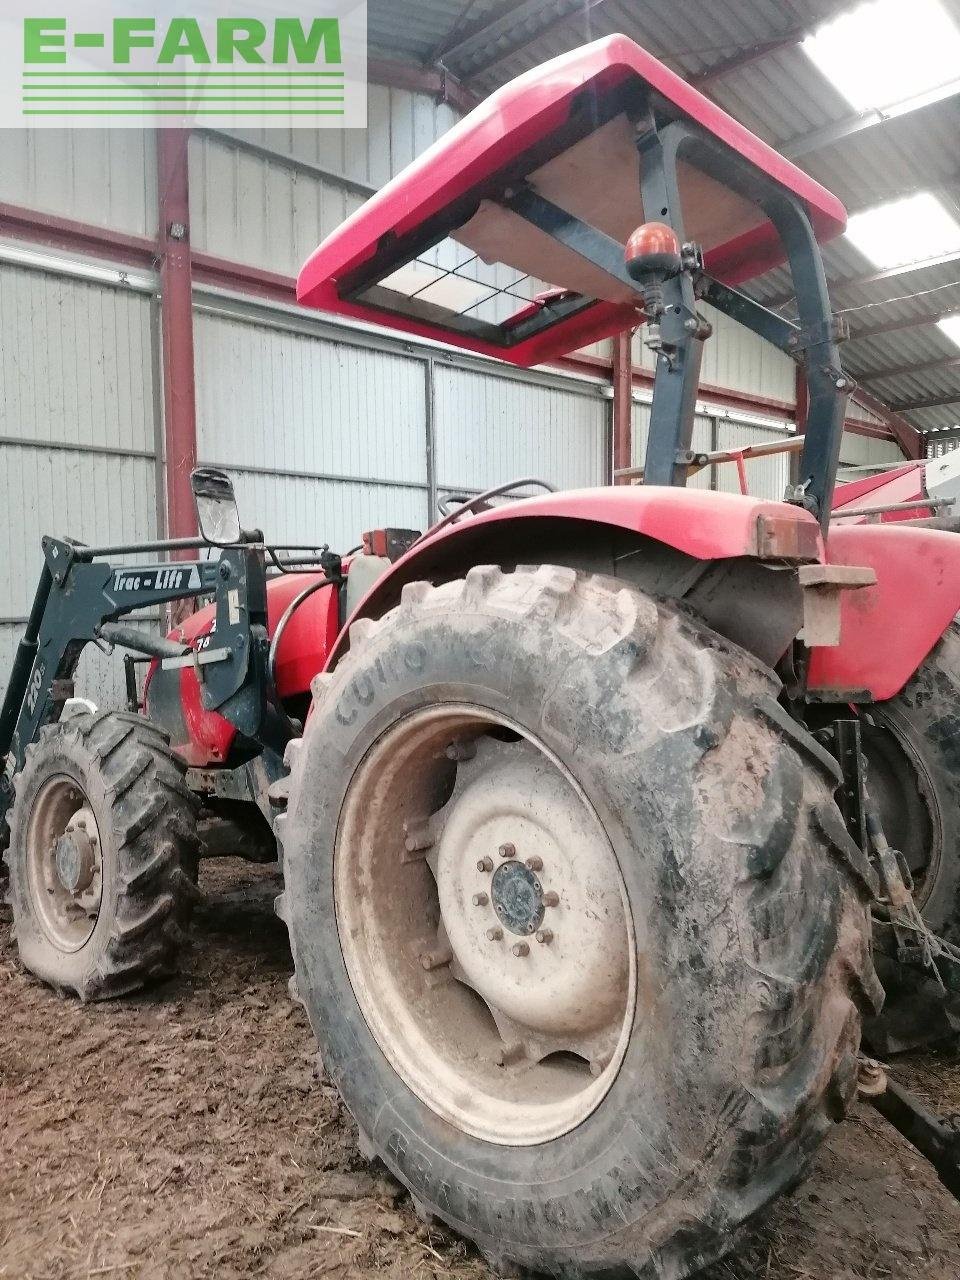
[888,390,960,412]
[848,385,924,458]
[781,79,960,159]
[854,352,960,384]
[767,248,960,310]
[688,2,856,90]
[428,0,525,65]
[436,0,579,71]
[454,0,614,81]
[847,305,960,341]
[688,29,810,88]
[368,56,479,112]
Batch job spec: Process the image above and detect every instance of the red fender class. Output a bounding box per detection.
[808,523,960,702]
[328,487,823,667]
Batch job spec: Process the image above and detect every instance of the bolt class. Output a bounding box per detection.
[542,891,560,908]
[419,947,452,971]
[477,856,494,873]
[404,821,434,853]
[512,942,529,957]
[525,856,543,871]
[684,317,698,333]
[486,926,503,941]
[472,892,489,907]
[857,1057,887,1098]
[219,562,231,579]
[535,929,553,945]
[498,842,516,859]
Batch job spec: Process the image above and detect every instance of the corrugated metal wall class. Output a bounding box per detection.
[838,430,906,478]
[434,363,606,496]
[631,399,795,498]
[194,303,431,544]
[631,302,797,405]
[0,257,160,706]
[189,87,459,276]
[2,130,156,236]
[193,294,607,544]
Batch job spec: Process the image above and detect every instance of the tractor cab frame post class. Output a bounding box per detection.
[635,118,707,489]
[631,110,848,526]
[504,103,850,529]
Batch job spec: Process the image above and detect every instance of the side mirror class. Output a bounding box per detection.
[191,467,241,546]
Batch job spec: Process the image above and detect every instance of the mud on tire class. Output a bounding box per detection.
[277,566,881,1279]
[4,710,199,1001]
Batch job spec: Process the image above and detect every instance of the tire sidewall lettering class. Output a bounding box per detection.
[335,642,430,725]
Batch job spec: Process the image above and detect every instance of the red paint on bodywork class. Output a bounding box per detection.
[423,487,823,560]
[297,35,846,366]
[327,487,823,667]
[152,571,339,766]
[808,523,960,701]
[831,464,932,523]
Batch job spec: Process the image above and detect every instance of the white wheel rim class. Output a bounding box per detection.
[26,775,103,952]
[333,705,636,1146]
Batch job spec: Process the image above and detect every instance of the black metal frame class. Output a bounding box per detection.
[503,111,848,520]
[0,533,338,834]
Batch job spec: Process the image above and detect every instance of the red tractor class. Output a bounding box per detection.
[4,34,960,1280]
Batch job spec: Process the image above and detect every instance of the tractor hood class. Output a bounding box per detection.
[297,34,846,366]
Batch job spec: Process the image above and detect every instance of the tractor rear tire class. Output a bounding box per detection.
[4,710,199,1001]
[857,622,960,1051]
[276,565,881,1280]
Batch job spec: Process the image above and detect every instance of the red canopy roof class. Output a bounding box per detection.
[297,35,847,366]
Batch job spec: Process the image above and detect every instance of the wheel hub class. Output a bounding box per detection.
[436,747,628,1041]
[490,860,544,936]
[54,825,97,895]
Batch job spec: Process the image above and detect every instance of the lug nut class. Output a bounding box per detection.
[477,856,494,873]
[525,856,543,871]
[512,942,529,957]
[486,926,503,941]
[535,929,553,945]
[498,842,516,859]
[472,892,489,907]
[542,891,560,908]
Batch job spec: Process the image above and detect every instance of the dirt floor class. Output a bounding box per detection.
[2,860,960,1280]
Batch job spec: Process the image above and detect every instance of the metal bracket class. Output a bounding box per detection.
[825,719,868,852]
[797,562,877,647]
[786,314,851,354]
[160,645,232,671]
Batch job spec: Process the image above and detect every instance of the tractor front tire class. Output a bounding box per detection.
[4,710,199,1001]
[277,565,880,1280]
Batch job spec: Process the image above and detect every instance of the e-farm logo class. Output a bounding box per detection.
[0,3,366,128]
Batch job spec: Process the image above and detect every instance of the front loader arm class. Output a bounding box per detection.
[0,536,271,831]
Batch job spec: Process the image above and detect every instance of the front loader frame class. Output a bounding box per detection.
[0,532,296,836]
